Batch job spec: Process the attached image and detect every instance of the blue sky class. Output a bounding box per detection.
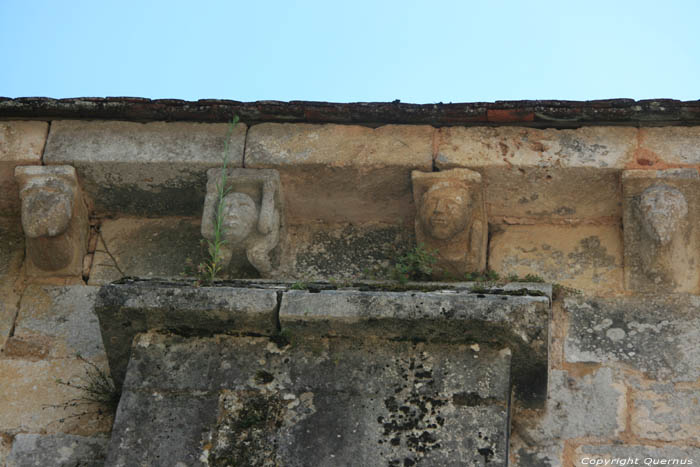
[1,0,698,103]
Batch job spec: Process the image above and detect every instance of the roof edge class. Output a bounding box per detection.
[1,97,699,127]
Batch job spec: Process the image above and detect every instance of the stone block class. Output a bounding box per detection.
[15,165,88,277]
[95,282,280,388]
[246,123,434,224]
[9,286,104,360]
[105,390,219,467]
[564,295,700,382]
[87,217,205,285]
[435,126,637,170]
[640,126,700,165]
[412,169,487,277]
[485,166,621,222]
[435,126,635,222]
[488,225,623,295]
[43,120,247,215]
[0,121,48,216]
[0,358,113,435]
[622,169,700,293]
[631,384,700,442]
[516,367,626,451]
[282,222,413,279]
[280,288,549,405]
[6,434,108,467]
[573,445,700,466]
[108,333,511,466]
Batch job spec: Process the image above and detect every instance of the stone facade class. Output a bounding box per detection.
[0,99,699,466]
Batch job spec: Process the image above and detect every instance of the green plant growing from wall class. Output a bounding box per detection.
[198,116,240,284]
[391,244,438,283]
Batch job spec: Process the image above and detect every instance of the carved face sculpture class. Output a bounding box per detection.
[419,183,471,240]
[639,185,688,246]
[221,192,258,242]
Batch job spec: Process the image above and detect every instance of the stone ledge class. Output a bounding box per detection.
[278,288,549,405]
[95,283,280,388]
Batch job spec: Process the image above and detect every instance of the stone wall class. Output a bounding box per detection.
[1,103,699,466]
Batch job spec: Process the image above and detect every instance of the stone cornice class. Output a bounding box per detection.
[1,97,699,127]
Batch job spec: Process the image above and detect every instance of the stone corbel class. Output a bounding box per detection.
[622,168,700,293]
[201,168,283,278]
[15,165,88,277]
[412,168,487,279]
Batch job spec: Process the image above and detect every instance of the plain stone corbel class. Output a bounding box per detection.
[14,165,89,277]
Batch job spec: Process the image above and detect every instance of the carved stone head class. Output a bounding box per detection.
[419,181,472,240]
[220,192,259,243]
[639,185,688,246]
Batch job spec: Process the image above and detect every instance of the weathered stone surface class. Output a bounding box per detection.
[515,367,626,463]
[0,121,47,216]
[0,432,10,465]
[95,282,280,388]
[202,168,283,278]
[43,120,247,215]
[6,434,108,467]
[573,444,700,466]
[280,288,549,404]
[283,222,413,279]
[87,217,205,285]
[640,126,700,164]
[623,169,700,293]
[489,225,623,295]
[631,384,700,442]
[0,358,113,435]
[9,286,104,360]
[106,389,219,467]
[107,333,511,466]
[15,165,88,277]
[435,126,637,170]
[486,167,622,221]
[435,126,634,221]
[0,218,24,352]
[246,123,433,224]
[412,169,487,278]
[564,295,700,382]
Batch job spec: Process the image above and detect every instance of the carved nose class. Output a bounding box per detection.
[434,200,447,214]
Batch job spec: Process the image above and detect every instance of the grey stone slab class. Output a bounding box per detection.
[280,288,549,405]
[43,120,246,215]
[104,390,219,467]
[13,286,105,359]
[564,295,700,382]
[95,282,280,388]
[6,434,108,467]
[573,444,700,466]
[108,333,511,467]
[631,383,700,442]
